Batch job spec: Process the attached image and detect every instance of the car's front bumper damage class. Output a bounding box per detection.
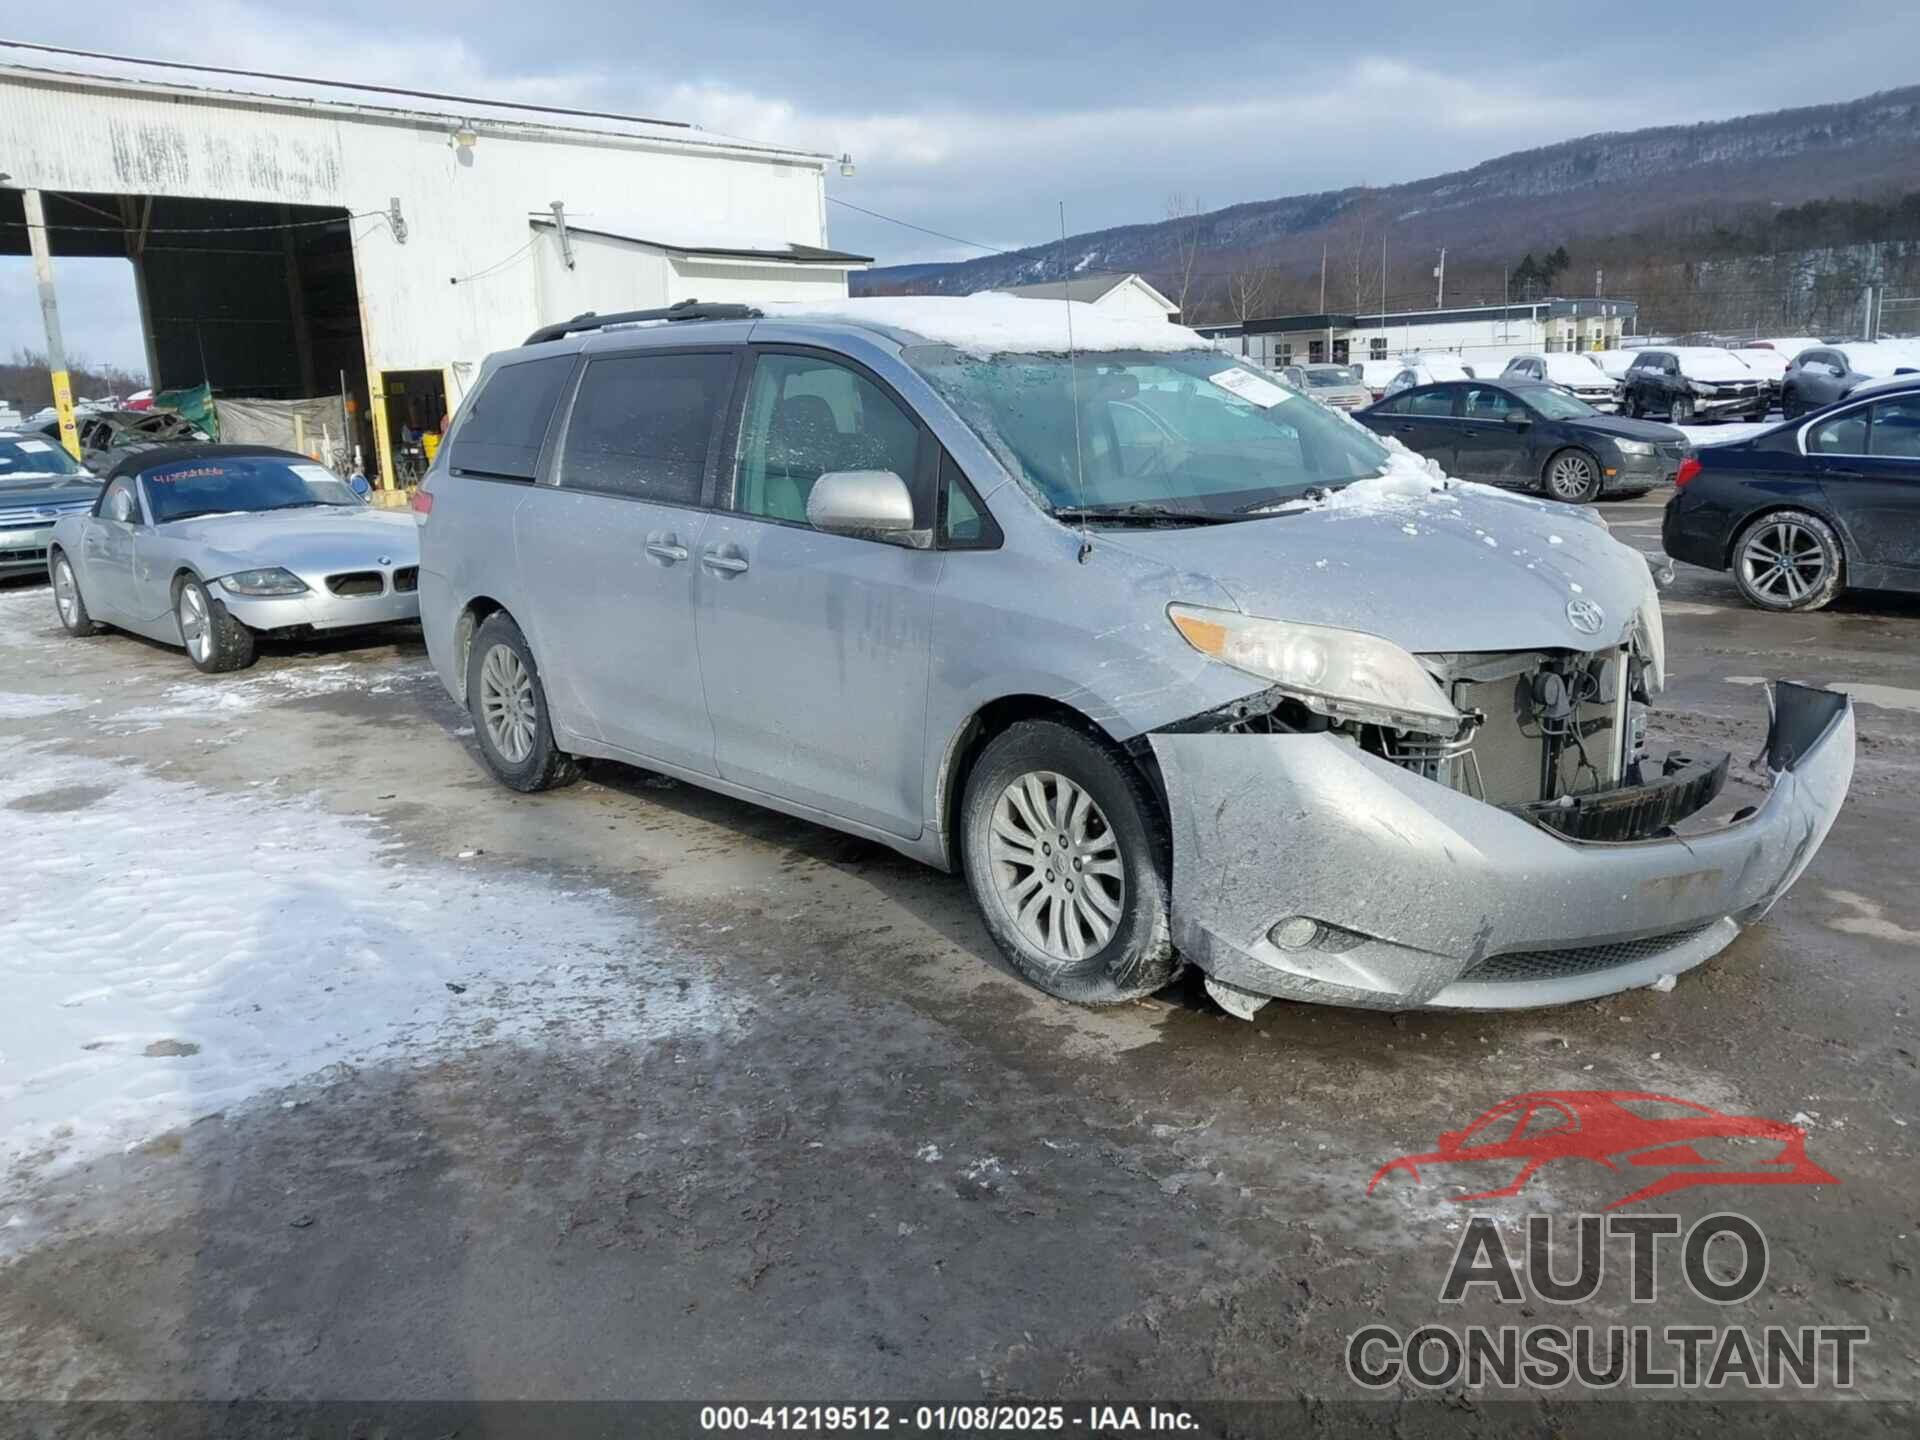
[1149,682,1854,1011]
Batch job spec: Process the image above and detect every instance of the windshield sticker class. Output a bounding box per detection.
[147,466,228,483]
[292,464,340,487]
[1208,368,1291,409]
[16,438,54,452]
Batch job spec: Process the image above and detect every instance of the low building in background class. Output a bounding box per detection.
[989,272,1180,323]
[1196,298,1638,374]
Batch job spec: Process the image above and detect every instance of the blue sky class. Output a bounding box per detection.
[5,0,1918,373]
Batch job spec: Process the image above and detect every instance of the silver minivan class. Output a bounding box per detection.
[416,297,1853,1019]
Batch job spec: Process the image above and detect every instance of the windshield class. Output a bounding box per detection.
[904,347,1392,519]
[141,455,364,524]
[1304,367,1360,388]
[0,437,88,482]
[1523,388,1598,421]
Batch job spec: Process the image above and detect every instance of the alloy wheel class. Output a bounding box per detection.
[1738,520,1829,605]
[479,643,537,764]
[53,558,78,627]
[987,770,1125,963]
[177,584,212,663]
[1546,452,1597,501]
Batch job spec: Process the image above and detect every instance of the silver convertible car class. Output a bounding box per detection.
[48,444,421,673]
[416,296,1854,1019]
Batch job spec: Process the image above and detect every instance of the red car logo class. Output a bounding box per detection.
[1367,1090,1837,1211]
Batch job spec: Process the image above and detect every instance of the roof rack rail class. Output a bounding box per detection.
[523,299,762,345]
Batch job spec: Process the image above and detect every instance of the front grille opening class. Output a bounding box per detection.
[391,566,419,594]
[0,547,48,563]
[1455,921,1722,985]
[327,571,384,597]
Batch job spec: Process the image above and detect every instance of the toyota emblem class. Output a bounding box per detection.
[1566,597,1605,635]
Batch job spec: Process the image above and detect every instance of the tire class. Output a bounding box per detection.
[960,719,1180,1006]
[1668,396,1694,425]
[1731,510,1844,612]
[466,611,579,792]
[1542,447,1604,504]
[50,550,101,636]
[1624,393,1643,420]
[175,575,256,673]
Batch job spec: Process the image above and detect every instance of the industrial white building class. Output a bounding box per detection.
[992,272,1180,323]
[0,41,865,484]
[1196,298,1638,373]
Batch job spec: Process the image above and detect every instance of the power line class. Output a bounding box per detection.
[826,196,1011,258]
[449,237,538,286]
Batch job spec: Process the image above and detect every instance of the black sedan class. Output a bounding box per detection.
[1662,382,1920,611]
[1354,379,1689,503]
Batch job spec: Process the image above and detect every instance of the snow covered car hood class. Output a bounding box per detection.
[158,506,417,575]
[1101,467,1659,658]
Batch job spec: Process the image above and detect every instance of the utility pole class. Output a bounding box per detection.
[1433,248,1445,308]
[1595,266,1604,298]
[23,190,81,461]
[1319,239,1327,313]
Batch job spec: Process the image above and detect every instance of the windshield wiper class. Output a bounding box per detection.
[1236,485,1339,514]
[255,501,331,511]
[159,507,250,523]
[1052,502,1241,526]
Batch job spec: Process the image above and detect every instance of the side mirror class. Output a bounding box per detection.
[806,469,928,548]
[1504,409,1531,427]
[108,489,135,522]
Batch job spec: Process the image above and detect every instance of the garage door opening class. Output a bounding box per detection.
[379,369,449,487]
[0,188,379,475]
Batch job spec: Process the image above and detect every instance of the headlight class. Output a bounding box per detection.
[1633,572,1667,694]
[1614,439,1655,457]
[219,567,308,596]
[1690,382,1716,397]
[1168,604,1460,732]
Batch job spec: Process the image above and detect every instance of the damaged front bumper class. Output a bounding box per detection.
[1149,682,1854,1011]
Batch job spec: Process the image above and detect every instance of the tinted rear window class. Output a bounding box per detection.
[558,351,735,503]
[448,355,574,480]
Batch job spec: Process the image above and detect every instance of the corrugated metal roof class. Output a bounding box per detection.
[0,39,828,163]
[531,216,870,265]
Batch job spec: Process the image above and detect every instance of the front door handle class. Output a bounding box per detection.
[644,530,688,563]
[701,547,749,576]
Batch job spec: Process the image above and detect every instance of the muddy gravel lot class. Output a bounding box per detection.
[1,494,1916,1436]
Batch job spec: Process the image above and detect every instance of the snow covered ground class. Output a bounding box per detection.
[0,725,740,1212]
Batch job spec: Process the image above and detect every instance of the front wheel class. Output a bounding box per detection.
[466,611,579,791]
[1668,396,1694,425]
[50,551,101,636]
[960,719,1180,1006]
[176,576,256,673]
[1732,510,1844,612]
[1543,448,1604,504]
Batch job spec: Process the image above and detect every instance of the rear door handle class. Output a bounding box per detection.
[644,530,688,563]
[701,546,749,575]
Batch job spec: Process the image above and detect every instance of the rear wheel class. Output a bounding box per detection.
[466,611,579,791]
[176,576,256,673]
[960,719,1179,1006]
[1732,510,1844,612]
[1543,448,1604,503]
[50,551,101,636]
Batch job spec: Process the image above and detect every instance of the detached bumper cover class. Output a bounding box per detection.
[1150,683,1853,1011]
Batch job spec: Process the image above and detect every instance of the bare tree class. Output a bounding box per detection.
[1225,263,1273,324]
[1164,192,1204,321]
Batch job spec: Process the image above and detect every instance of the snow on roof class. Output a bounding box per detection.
[1658,347,1765,381]
[761,295,1214,356]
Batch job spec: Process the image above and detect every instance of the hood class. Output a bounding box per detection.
[1099,468,1657,657]
[0,476,101,512]
[1565,415,1686,444]
[161,506,417,572]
